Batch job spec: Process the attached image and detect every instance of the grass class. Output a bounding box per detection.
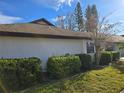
[16,64,124,93]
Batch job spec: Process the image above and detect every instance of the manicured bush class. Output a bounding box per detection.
[47,55,81,79]
[100,52,112,65]
[76,54,92,70]
[100,51,120,65]
[0,80,8,93]
[111,51,120,61]
[0,57,42,91]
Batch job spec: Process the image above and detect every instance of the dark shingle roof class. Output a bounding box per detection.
[0,18,91,39]
[0,18,123,43]
[30,18,55,26]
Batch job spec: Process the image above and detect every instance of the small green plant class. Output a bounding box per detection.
[47,55,81,79]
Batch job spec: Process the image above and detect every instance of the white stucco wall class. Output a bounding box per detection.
[0,36,87,71]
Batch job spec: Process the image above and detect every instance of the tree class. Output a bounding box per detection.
[85,4,99,32]
[85,5,92,32]
[91,5,99,24]
[57,16,65,29]
[89,13,120,65]
[74,2,84,31]
[85,5,121,65]
[65,13,76,31]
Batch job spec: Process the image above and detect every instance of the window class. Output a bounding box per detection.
[87,42,95,53]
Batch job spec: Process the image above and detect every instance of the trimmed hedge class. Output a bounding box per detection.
[111,51,120,61]
[0,57,42,91]
[76,54,92,70]
[100,52,112,65]
[47,55,81,79]
[100,51,120,65]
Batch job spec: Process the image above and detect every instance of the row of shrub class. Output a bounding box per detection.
[0,51,120,91]
[47,54,92,79]
[0,57,42,91]
[0,54,92,91]
[100,51,120,65]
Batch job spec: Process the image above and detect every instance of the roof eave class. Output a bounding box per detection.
[0,31,91,40]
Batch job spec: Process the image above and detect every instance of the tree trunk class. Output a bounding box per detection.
[95,45,101,66]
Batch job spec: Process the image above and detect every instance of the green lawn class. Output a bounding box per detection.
[16,64,124,93]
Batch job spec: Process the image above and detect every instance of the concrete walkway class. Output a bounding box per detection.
[120,57,124,62]
[120,57,124,93]
[120,90,124,93]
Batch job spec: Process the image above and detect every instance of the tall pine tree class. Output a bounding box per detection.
[85,4,98,32]
[74,2,84,32]
[85,5,92,32]
[91,5,99,27]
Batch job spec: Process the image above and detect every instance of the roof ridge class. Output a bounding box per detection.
[30,18,55,26]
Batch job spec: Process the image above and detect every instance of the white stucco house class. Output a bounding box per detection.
[0,18,124,71]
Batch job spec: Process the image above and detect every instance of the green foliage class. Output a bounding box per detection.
[17,64,124,93]
[0,57,42,91]
[85,5,91,20]
[111,51,120,61]
[85,5,92,32]
[100,51,120,65]
[85,4,98,32]
[76,54,92,70]
[118,43,124,50]
[0,80,8,93]
[100,52,112,65]
[91,5,98,22]
[47,55,81,79]
[74,2,84,31]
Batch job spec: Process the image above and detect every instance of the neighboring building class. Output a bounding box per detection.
[0,18,123,71]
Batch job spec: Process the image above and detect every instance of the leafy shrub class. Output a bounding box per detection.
[100,51,120,65]
[76,54,92,70]
[0,57,42,91]
[47,55,81,79]
[100,52,112,65]
[0,79,8,93]
[111,51,120,61]
[65,53,70,56]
